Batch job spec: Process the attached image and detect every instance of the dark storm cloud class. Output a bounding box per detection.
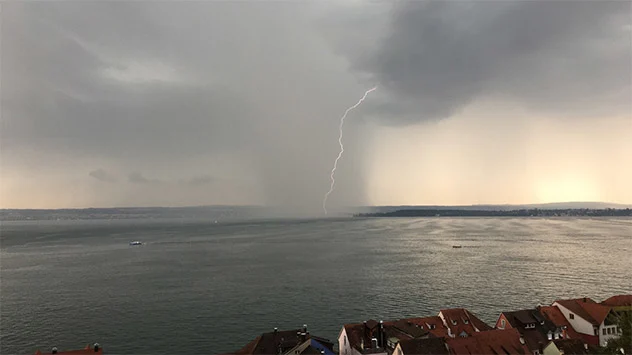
[343,1,631,124]
[88,169,117,183]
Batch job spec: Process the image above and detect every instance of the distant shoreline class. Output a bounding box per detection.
[356,208,632,218]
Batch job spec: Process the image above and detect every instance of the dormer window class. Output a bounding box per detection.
[429,324,436,330]
[452,320,457,325]
[569,313,575,320]
[463,319,469,324]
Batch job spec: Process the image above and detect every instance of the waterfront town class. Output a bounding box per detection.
[31,295,631,355]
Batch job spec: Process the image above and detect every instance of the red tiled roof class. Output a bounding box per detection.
[554,298,611,325]
[539,305,583,340]
[34,344,103,355]
[439,308,492,337]
[445,328,530,355]
[602,295,632,307]
[398,337,449,355]
[405,316,450,338]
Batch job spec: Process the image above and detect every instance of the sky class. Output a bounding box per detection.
[1,1,631,212]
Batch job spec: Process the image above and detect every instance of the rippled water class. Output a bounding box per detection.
[1,217,631,354]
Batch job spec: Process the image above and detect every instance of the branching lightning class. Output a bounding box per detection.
[323,86,377,215]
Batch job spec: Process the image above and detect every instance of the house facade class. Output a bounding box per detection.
[552,298,618,347]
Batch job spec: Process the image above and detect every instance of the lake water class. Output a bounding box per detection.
[1,217,631,354]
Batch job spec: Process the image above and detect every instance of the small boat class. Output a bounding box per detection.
[129,241,143,246]
[452,245,462,248]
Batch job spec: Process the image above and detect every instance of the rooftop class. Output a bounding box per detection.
[499,309,561,351]
[439,308,492,337]
[445,328,530,355]
[404,316,450,338]
[554,298,611,325]
[398,337,449,355]
[601,294,632,308]
[538,306,583,339]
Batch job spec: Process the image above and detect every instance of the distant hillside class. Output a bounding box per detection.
[356,202,632,214]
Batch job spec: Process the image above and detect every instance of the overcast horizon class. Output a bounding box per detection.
[2,1,631,212]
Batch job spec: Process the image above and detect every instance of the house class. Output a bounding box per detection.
[542,339,590,355]
[393,337,449,355]
[495,308,564,354]
[226,325,335,355]
[538,306,583,340]
[445,328,531,354]
[34,343,102,355]
[338,318,434,355]
[552,297,619,347]
[438,308,492,338]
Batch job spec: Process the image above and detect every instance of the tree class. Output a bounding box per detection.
[602,312,632,355]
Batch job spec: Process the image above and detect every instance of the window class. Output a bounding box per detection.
[500,319,506,329]
[569,313,574,320]
[344,336,347,345]
[603,328,607,335]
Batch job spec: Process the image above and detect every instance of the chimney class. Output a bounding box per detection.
[52,348,58,354]
[583,297,587,303]
[379,320,384,347]
[93,343,100,352]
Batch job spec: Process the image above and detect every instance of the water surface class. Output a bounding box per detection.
[1,217,630,354]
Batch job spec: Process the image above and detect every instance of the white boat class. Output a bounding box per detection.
[129,241,143,246]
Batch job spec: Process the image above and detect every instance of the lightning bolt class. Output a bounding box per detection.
[323,86,377,215]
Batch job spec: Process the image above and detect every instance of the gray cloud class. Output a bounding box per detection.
[337,1,631,124]
[179,175,217,187]
[128,172,161,185]
[2,2,371,211]
[6,1,625,210]
[88,169,117,183]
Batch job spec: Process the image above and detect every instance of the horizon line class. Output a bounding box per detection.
[2,201,631,211]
